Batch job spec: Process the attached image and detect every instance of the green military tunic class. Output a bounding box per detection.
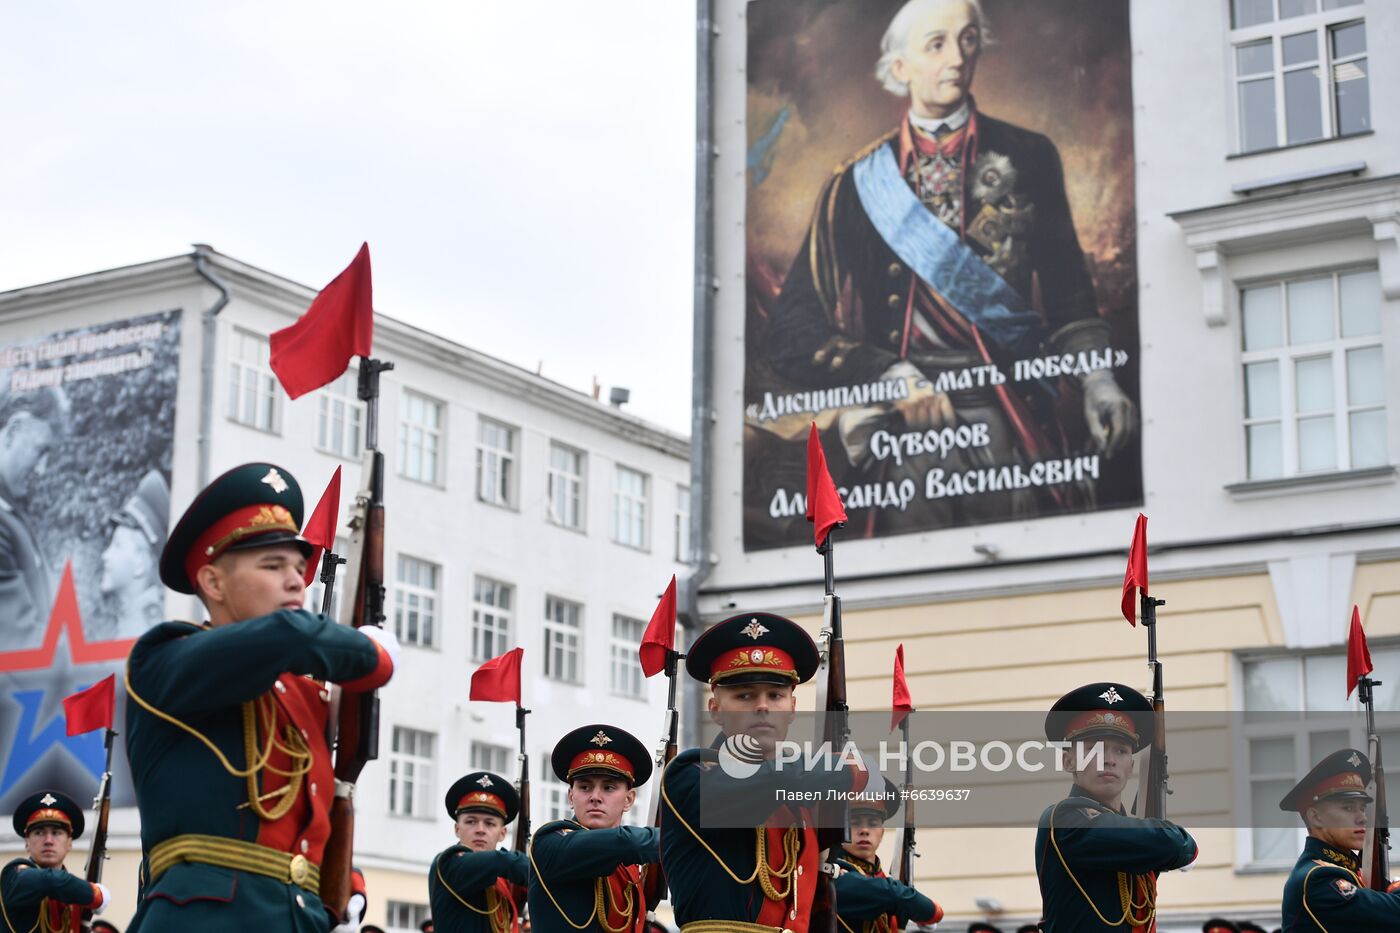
[832,853,940,933]
[1034,786,1197,933]
[428,847,528,933]
[124,610,388,933]
[1281,836,1400,931]
[527,819,657,933]
[0,859,101,933]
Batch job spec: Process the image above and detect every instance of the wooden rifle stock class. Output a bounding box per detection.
[80,728,115,932]
[895,717,915,888]
[641,650,682,910]
[810,537,848,933]
[1360,676,1390,889]
[323,358,393,918]
[1140,593,1169,820]
[512,704,532,913]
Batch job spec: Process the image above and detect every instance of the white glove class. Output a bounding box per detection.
[329,892,367,932]
[1082,370,1138,459]
[360,625,401,670]
[93,882,110,914]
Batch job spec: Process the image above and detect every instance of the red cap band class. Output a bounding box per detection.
[455,791,507,818]
[24,808,72,832]
[1303,770,1368,810]
[184,503,299,585]
[1063,710,1140,745]
[710,645,798,684]
[567,750,635,782]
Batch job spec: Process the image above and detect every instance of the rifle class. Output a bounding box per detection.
[641,647,683,913]
[1140,592,1170,819]
[512,704,532,913]
[892,715,915,887]
[319,549,346,616]
[322,356,394,918]
[1359,674,1391,889]
[810,533,848,933]
[79,726,116,932]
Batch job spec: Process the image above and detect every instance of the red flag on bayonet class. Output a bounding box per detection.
[1347,605,1374,699]
[270,243,374,399]
[470,647,523,704]
[63,674,115,735]
[805,422,847,546]
[1121,513,1148,626]
[891,643,913,732]
[639,575,677,678]
[302,466,342,587]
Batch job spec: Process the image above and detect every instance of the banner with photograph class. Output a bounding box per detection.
[0,309,180,812]
[743,0,1142,549]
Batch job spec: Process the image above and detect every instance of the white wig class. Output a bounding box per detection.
[875,0,993,97]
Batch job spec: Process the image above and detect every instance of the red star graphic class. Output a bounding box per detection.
[0,560,136,673]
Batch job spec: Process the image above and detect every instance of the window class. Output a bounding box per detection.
[305,535,350,619]
[547,442,586,530]
[477,418,518,508]
[611,614,646,699]
[385,900,430,933]
[316,371,364,460]
[1230,0,1369,153]
[674,485,692,562]
[471,576,514,662]
[470,741,513,775]
[543,760,571,822]
[393,555,440,648]
[1240,646,1400,866]
[399,390,444,485]
[613,465,650,550]
[388,726,436,818]
[226,329,280,432]
[543,596,582,683]
[1241,269,1385,480]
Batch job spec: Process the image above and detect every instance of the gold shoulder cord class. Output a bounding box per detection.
[0,888,71,933]
[527,826,648,932]
[528,823,601,931]
[125,670,313,821]
[0,881,38,933]
[1300,863,1339,933]
[433,860,515,933]
[1047,803,1155,928]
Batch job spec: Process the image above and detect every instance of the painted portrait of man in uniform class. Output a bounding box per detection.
[744,0,1141,549]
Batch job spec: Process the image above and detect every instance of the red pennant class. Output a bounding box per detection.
[639,575,677,678]
[805,423,847,546]
[301,466,343,587]
[470,647,523,704]
[891,644,913,732]
[270,243,375,399]
[1347,605,1374,699]
[63,674,115,735]
[1121,513,1148,626]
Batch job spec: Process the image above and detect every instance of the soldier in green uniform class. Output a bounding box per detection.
[1,790,109,932]
[123,462,398,933]
[1278,747,1400,930]
[429,771,529,933]
[528,724,658,933]
[659,612,881,933]
[832,779,942,933]
[1034,682,1197,932]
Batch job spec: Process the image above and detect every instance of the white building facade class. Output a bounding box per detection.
[0,250,691,931]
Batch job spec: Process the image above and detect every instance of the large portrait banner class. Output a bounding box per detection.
[0,309,180,812]
[744,0,1143,549]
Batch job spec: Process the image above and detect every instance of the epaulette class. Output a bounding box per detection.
[835,129,900,174]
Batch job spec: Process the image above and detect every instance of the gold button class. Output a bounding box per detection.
[300,839,309,854]
[797,865,804,876]
[310,783,318,797]
[886,262,903,277]
[289,854,310,886]
[887,294,902,309]
[296,894,305,908]
[274,681,286,693]
[888,329,902,343]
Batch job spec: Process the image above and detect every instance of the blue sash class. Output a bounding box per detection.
[852,141,1044,355]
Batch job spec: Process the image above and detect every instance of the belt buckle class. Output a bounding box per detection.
[289,853,310,886]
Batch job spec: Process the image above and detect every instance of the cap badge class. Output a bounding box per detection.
[39,793,56,806]
[1348,752,1362,767]
[741,619,769,640]
[1099,687,1123,705]
[750,649,765,663]
[475,774,494,787]
[1103,713,1117,724]
[261,468,289,494]
[590,731,613,747]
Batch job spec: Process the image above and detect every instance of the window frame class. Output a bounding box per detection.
[1228,2,1369,154]
[398,389,446,487]
[476,417,520,510]
[470,575,515,663]
[226,327,281,434]
[612,464,651,552]
[469,741,513,775]
[387,725,436,819]
[609,613,647,700]
[543,595,583,685]
[1239,266,1385,480]
[546,441,587,531]
[315,369,365,461]
[393,553,441,649]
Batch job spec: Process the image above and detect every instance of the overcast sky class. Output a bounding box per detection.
[0,1,698,432]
